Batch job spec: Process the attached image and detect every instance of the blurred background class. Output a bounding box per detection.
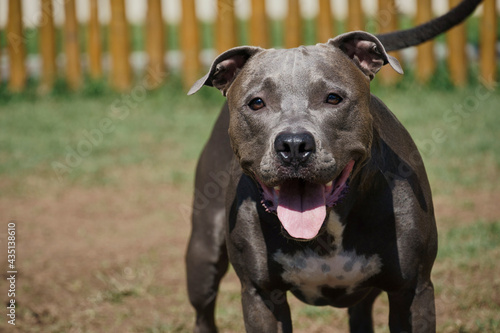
[0,0,499,332]
[0,0,499,91]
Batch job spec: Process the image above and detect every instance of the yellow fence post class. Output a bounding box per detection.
[347,0,364,32]
[480,0,497,87]
[216,0,237,54]
[39,0,57,93]
[64,0,82,90]
[250,0,269,48]
[181,0,200,89]
[317,0,334,43]
[7,0,26,92]
[285,0,302,48]
[146,0,166,88]
[415,0,436,84]
[110,0,132,91]
[88,0,103,80]
[378,0,402,85]
[447,0,468,87]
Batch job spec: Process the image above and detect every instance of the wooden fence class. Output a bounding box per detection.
[1,0,498,93]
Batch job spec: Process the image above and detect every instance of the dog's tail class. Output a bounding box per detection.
[378,0,482,52]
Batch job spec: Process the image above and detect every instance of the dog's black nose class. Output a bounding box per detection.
[274,132,316,165]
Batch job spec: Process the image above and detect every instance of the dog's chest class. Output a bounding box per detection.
[273,214,382,304]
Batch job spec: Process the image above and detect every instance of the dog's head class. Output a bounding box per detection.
[190,31,403,240]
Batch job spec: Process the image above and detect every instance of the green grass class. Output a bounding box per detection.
[1,77,499,196]
[0,76,224,194]
[433,220,500,333]
[438,221,500,261]
[371,80,500,194]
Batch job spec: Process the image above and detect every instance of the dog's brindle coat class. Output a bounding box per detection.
[186,1,482,332]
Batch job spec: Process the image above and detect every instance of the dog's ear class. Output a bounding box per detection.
[328,31,403,80]
[188,46,264,96]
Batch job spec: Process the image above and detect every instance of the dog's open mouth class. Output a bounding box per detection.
[257,160,355,240]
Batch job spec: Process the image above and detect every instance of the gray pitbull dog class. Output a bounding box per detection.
[186,1,482,332]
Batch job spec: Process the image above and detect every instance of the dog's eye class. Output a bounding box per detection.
[248,98,266,111]
[326,93,343,105]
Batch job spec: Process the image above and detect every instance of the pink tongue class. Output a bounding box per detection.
[277,180,326,240]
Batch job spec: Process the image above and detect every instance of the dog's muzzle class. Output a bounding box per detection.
[257,160,354,240]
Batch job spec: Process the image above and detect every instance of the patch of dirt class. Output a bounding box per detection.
[0,172,194,332]
[434,188,500,229]
[0,169,498,332]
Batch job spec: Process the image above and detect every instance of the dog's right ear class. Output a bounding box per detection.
[188,46,263,96]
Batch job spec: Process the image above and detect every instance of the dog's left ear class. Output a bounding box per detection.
[328,31,403,80]
[188,46,264,96]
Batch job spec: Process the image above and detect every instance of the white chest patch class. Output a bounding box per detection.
[273,213,382,303]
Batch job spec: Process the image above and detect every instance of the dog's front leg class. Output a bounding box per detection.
[388,280,436,333]
[240,284,293,333]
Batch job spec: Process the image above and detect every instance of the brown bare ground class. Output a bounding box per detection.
[0,167,499,332]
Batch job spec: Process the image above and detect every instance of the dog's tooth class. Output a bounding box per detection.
[326,181,333,187]
[274,186,280,191]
